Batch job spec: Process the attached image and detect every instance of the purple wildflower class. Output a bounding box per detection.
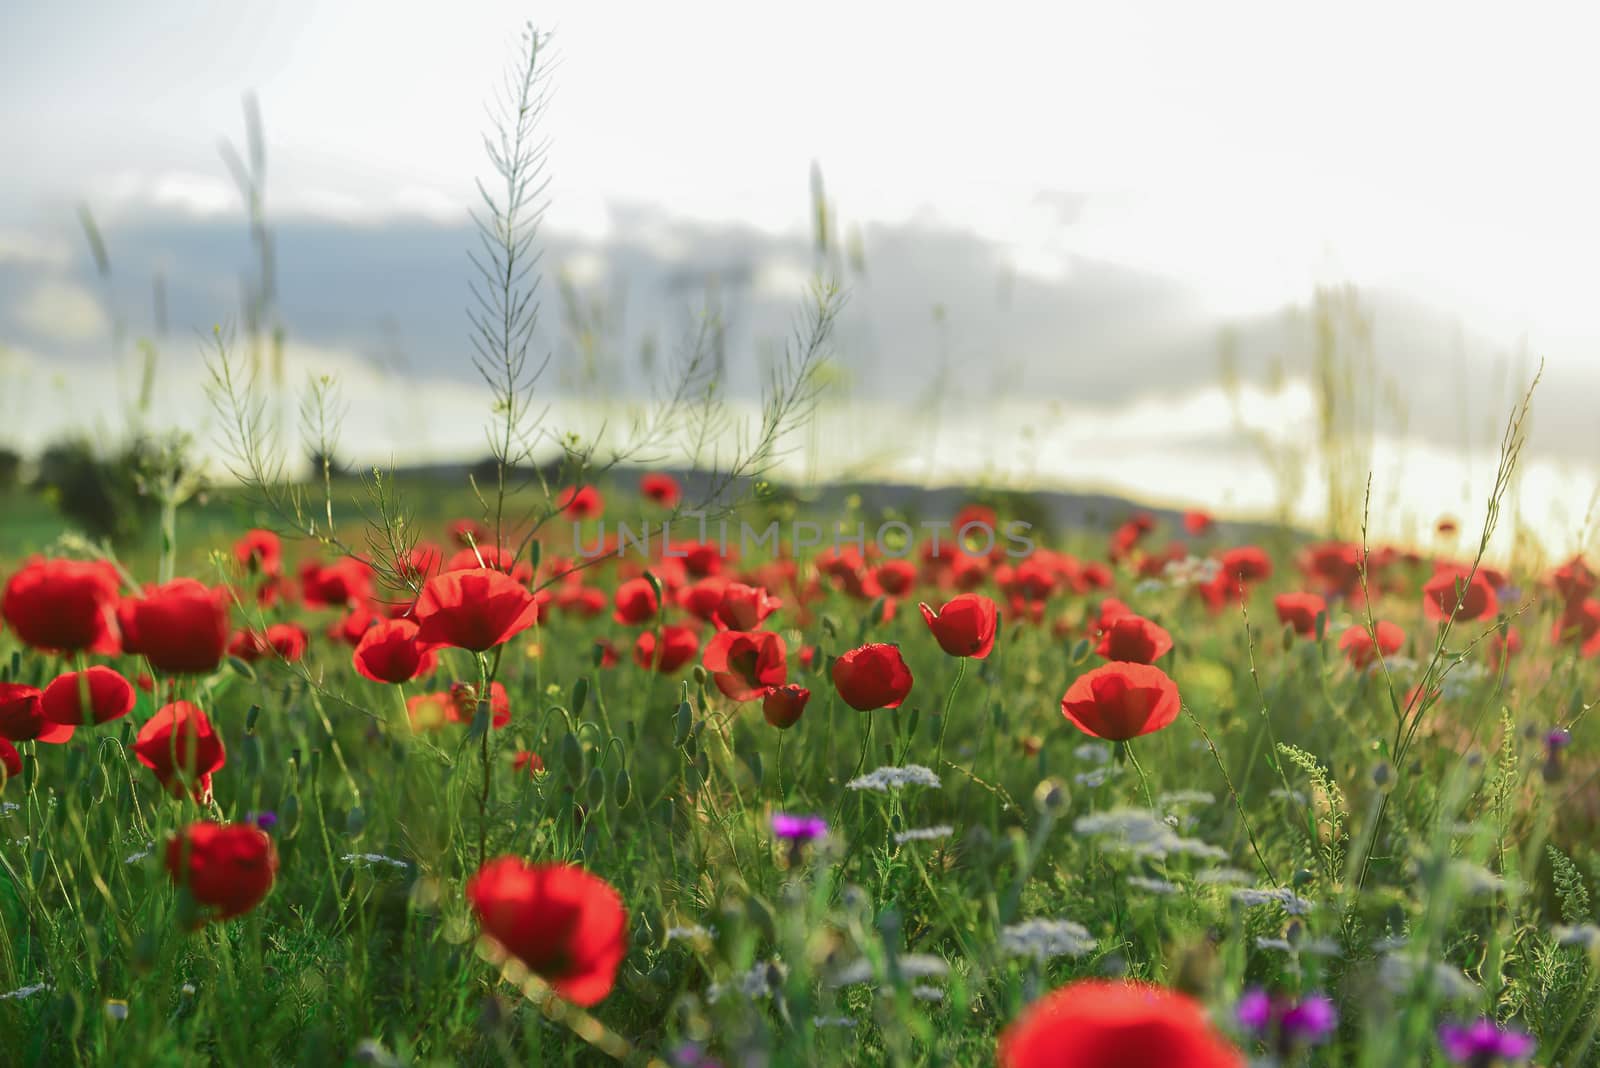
[1544,728,1574,783]
[248,811,278,832]
[1438,1018,1536,1066]
[771,812,827,842]
[1237,988,1338,1055]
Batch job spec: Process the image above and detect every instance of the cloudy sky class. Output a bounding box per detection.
[5,0,1600,548]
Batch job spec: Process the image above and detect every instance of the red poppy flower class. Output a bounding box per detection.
[448,518,491,548]
[640,472,681,508]
[999,979,1243,1068]
[1094,598,1134,632]
[613,577,661,625]
[762,684,810,729]
[1339,621,1405,668]
[633,625,701,674]
[395,542,445,588]
[1422,568,1497,622]
[40,666,136,725]
[228,623,310,663]
[1488,626,1523,672]
[556,584,607,618]
[714,582,781,631]
[1218,546,1273,584]
[165,821,278,922]
[679,541,725,579]
[1060,662,1180,741]
[559,485,604,521]
[299,557,374,608]
[0,683,71,743]
[679,577,730,622]
[448,680,512,728]
[831,643,914,711]
[1554,599,1600,656]
[513,750,545,776]
[328,605,379,646]
[919,593,999,659]
[414,569,542,652]
[133,701,227,801]
[1436,516,1459,536]
[353,618,440,684]
[1551,555,1597,608]
[0,738,19,785]
[1,556,121,654]
[1094,614,1173,665]
[233,529,282,577]
[703,630,788,701]
[467,857,628,1006]
[445,545,534,585]
[593,638,621,669]
[873,560,917,597]
[1300,541,1365,599]
[1183,510,1215,536]
[1273,592,1327,637]
[118,579,231,674]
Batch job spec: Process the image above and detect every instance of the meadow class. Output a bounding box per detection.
[2,23,1594,1068]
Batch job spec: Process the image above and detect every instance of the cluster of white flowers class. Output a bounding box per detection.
[1132,579,1167,597]
[1074,743,1113,764]
[1256,935,1341,957]
[1158,790,1215,807]
[665,924,714,942]
[1074,767,1118,788]
[813,1015,857,1029]
[847,765,941,793]
[831,953,949,986]
[1440,662,1490,700]
[1554,924,1600,948]
[1231,887,1315,915]
[893,825,954,844]
[1195,867,1254,886]
[708,960,787,1002]
[353,1038,403,1067]
[124,843,155,864]
[1164,556,1221,588]
[0,802,19,818]
[341,853,410,870]
[1377,953,1479,1000]
[910,985,945,1002]
[0,982,51,1001]
[1448,860,1507,897]
[1127,876,1181,895]
[1073,809,1228,861]
[1000,919,1096,961]
[1270,788,1309,805]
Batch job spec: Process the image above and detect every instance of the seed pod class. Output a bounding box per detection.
[1069,638,1091,664]
[227,656,256,681]
[673,701,692,747]
[245,704,263,733]
[585,767,606,808]
[571,677,589,718]
[560,732,584,781]
[613,767,633,808]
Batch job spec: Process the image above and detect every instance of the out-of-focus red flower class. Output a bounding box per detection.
[513,750,545,775]
[762,684,810,729]
[449,680,512,728]
[678,576,730,622]
[678,541,726,579]
[640,472,681,507]
[448,518,491,548]
[633,625,700,673]
[40,666,136,725]
[998,979,1243,1068]
[134,701,226,802]
[228,623,310,663]
[1218,546,1273,584]
[1554,599,1600,657]
[0,738,19,785]
[406,691,455,731]
[555,584,607,618]
[353,618,439,683]
[714,582,781,631]
[559,485,604,521]
[1,556,121,654]
[1094,598,1134,633]
[445,544,534,585]
[1060,662,1180,741]
[703,630,788,701]
[613,577,661,625]
[1338,621,1405,668]
[1436,516,1459,536]
[166,821,278,923]
[414,569,543,652]
[1273,592,1327,637]
[953,504,997,539]
[1551,555,1597,608]
[328,606,378,646]
[118,579,231,675]
[874,560,917,597]
[1299,541,1366,599]
[831,643,914,711]
[0,682,72,743]
[1094,614,1173,665]
[233,529,282,577]
[299,558,374,609]
[1182,510,1215,536]
[919,593,999,659]
[1422,567,1497,622]
[466,856,627,1006]
[593,638,621,669]
[1488,626,1523,673]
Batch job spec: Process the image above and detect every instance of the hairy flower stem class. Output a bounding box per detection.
[477,652,492,867]
[933,657,967,769]
[1119,741,1155,811]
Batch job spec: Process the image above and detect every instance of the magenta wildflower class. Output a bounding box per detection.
[1237,989,1338,1055]
[772,812,827,842]
[1438,1018,1536,1066]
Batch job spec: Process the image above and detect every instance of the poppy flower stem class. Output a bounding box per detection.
[1119,741,1155,810]
[477,652,492,868]
[933,657,967,769]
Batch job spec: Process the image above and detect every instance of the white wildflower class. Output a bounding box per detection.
[1377,953,1479,1000]
[894,825,954,844]
[1133,579,1166,597]
[124,843,155,864]
[709,960,786,1002]
[1073,808,1227,861]
[1231,887,1314,915]
[0,982,50,1001]
[831,953,948,987]
[0,802,19,818]
[1074,767,1116,788]
[1158,791,1215,807]
[1554,924,1600,949]
[1448,861,1506,897]
[1127,876,1181,895]
[847,765,941,793]
[341,853,410,870]
[666,924,713,942]
[1270,788,1308,805]
[1074,743,1113,764]
[1196,868,1253,886]
[910,985,945,1002]
[1000,919,1096,961]
[813,1015,856,1028]
[354,1038,402,1067]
